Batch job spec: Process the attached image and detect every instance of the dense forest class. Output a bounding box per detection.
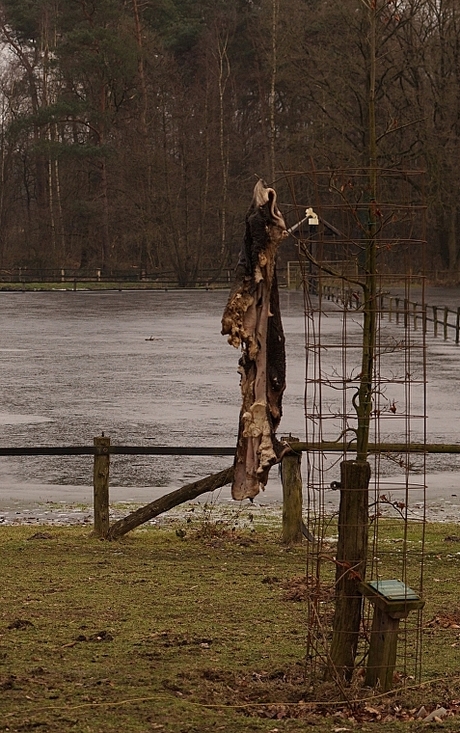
[0,0,458,284]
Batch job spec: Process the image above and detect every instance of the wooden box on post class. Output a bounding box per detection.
[360,579,425,691]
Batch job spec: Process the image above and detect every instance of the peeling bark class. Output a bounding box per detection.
[222,180,288,500]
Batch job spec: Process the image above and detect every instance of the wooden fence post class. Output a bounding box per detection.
[93,435,110,538]
[433,306,437,337]
[281,436,303,544]
[444,307,449,341]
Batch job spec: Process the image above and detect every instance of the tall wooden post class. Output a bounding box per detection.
[93,435,110,538]
[281,437,303,544]
[329,460,370,680]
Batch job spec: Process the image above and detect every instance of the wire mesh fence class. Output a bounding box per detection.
[287,168,427,692]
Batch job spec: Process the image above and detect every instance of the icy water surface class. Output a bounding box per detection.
[0,290,306,509]
[0,287,459,519]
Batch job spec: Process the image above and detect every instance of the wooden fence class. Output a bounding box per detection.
[321,285,460,343]
[382,296,460,343]
[0,265,289,290]
[3,436,460,541]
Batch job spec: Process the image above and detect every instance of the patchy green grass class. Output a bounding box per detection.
[1,517,460,732]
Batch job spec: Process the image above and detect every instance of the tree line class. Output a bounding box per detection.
[0,0,457,285]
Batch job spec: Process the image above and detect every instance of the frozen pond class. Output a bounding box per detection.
[0,287,459,521]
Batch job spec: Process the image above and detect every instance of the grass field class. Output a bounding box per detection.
[1,508,460,732]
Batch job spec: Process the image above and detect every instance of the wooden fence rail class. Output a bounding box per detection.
[3,438,460,540]
[0,445,235,457]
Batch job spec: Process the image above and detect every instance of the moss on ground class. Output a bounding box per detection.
[1,518,460,732]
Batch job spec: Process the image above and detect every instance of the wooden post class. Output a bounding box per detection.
[423,305,427,335]
[403,298,408,329]
[361,580,424,691]
[413,302,417,330]
[93,435,110,538]
[368,605,399,690]
[329,460,370,680]
[444,307,449,341]
[433,306,437,337]
[281,436,303,544]
[395,298,400,324]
